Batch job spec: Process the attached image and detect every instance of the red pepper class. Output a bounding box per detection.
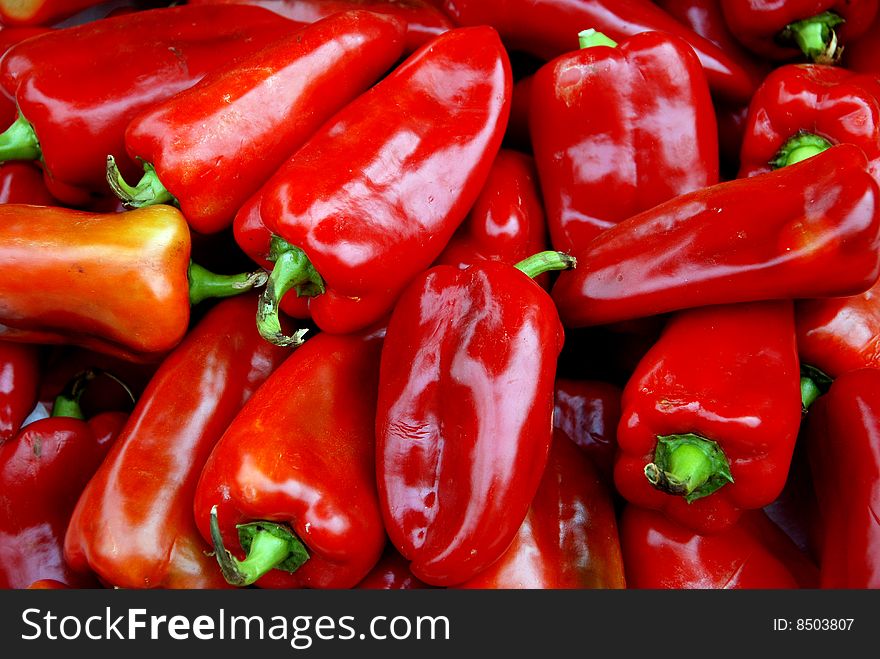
[804,368,880,588]
[26,578,71,589]
[739,64,880,182]
[553,379,621,483]
[653,0,768,174]
[188,0,453,53]
[551,144,880,329]
[64,295,289,589]
[720,0,878,63]
[614,302,802,535]
[0,341,40,445]
[458,433,625,589]
[796,279,880,378]
[434,149,548,283]
[0,5,304,205]
[376,252,570,586]
[109,10,406,235]
[356,544,433,589]
[0,0,106,26]
[529,29,718,254]
[621,506,819,589]
[843,10,880,73]
[0,371,127,589]
[436,0,757,102]
[0,26,50,129]
[0,204,268,361]
[0,162,54,204]
[194,329,387,589]
[255,26,511,340]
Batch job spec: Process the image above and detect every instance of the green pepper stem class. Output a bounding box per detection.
[0,111,41,162]
[644,433,734,503]
[800,364,833,412]
[770,132,833,169]
[188,262,268,306]
[209,505,309,587]
[256,236,323,347]
[51,368,136,419]
[514,250,577,280]
[578,28,618,49]
[106,155,176,208]
[781,11,845,64]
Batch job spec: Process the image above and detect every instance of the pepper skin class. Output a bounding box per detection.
[796,279,880,378]
[804,368,880,588]
[113,10,406,235]
[64,296,289,589]
[0,341,39,444]
[0,204,266,361]
[551,144,880,329]
[843,10,880,73]
[553,379,621,483]
[614,302,802,535]
[257,26,511,338]
[434,149,548,282]
[436,0,757,102]
[458,433,625,589]
[720,0,878,63]
[0,0,106,26]
[621,506,819,588]
[739,64,880,182]
[529,30,718,254]
[194,330,387,589]
[188,0,453,53]
[355,544,433,589]
[0,379,127,589]
[0,27,49,129]
[0,163,55,204]
[376,256,567,586]
[0,5,305,204]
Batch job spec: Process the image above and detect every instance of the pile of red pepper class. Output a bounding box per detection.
[1,0,879,590]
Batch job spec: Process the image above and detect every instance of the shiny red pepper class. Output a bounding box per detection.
[0,341,40,445]
[436,0,757,102]
[720,0,878,63]
[0,162,55,204]
[739,64,880,182]
[0,27,49,129]
[529,29,718,253]
[653,0,768,174]
[356,544,433,589]
[614,302,802,535]
[458,433,625,589]
[0,0,106,26]
[435,149,548,281]
[796,279,880,378]
[0,5,304,205]
[0,204,267,361]
[376,252,570,586]
[0,372,127,589]
[621,506,819,588]
[64,295,289,589]
[804,368,880,588]
[255,26,511,341]
[553,378,621,483]
[188,0,452,53]
[551,144,880,329]
[109,10,406,235]
[194,329,387,589]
